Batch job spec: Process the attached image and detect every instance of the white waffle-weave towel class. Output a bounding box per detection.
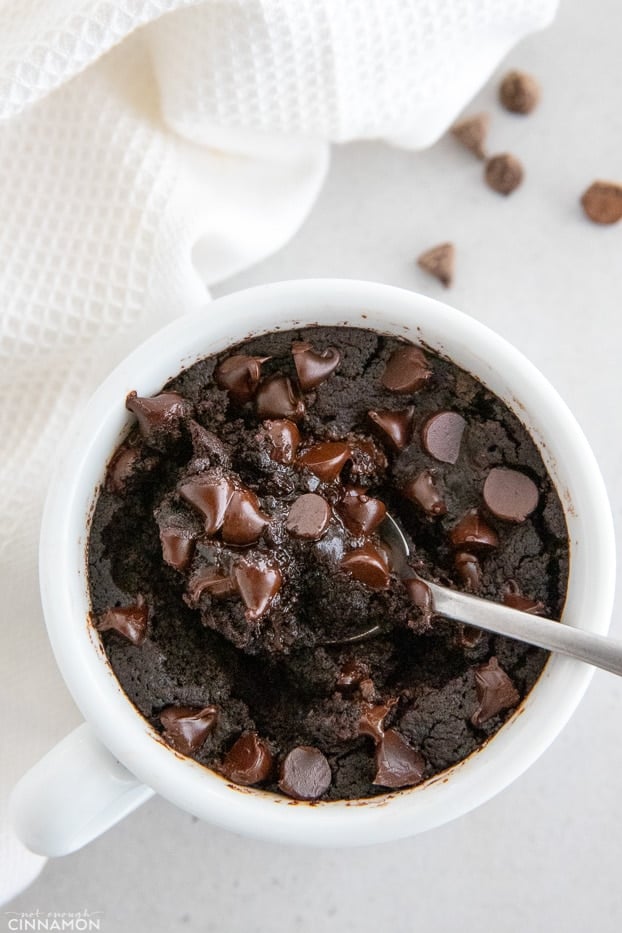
[0,0,558,904]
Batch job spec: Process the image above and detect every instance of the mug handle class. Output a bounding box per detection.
[9,723,155,856]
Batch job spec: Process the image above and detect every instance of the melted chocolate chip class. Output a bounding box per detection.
[221,488,270,545]
[501,581,545,614]
[297,441,351,482]
[336,487,386,535]
[160,527,196,572]
[255,374,305,421]
[126,391,190,439]
[471,657,520,727]
[263,419,301,465]
[179,476,233,534]
[220,733,274,786]
[483,468,539,522]
[358,699,397,741]
[159,705,218,755]
[341,542,391,589]
[285,493,331,540]
[421,411,466,463]
[278,746,332,800]
[186,567,237,604]
[106,445,141,494]
[336,659,371,692]
[95,597,148,645]
[402,469,446,516]
[292,340,341,390]
[373,729,425,788]
[233,558,282,621]
[404,578,433,627]
[214,354,268,402]
[381,346,432,394]
[454,552,482,591]
[368,407,414,451]
[450,510,499,549]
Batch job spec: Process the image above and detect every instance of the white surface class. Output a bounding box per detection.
[6,0,622,929]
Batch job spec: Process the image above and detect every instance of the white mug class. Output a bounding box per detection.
[10,279,615,856]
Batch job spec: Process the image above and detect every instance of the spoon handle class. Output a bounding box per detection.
[428,583,622,677]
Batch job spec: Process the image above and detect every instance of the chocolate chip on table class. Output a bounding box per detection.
[484,153,524,195]
[421,411,466,464]
[449,509,499,549]
[221,488,270,545]
[373,729,426,789]
[451,112,490,160]
[381,345,432,394]
[358,699,397,741]
[499,70,540,115]
[336,486,387,535]
[255,374,305,421]
[278,746,332,800]
[483,467,539,522]
[214,354,269,403]
[368,407,414,451]
[454,551,482,591]
[417,242,455,288]
[179,475,234,534]
[580,181,622,225]
[126,391,190,439]
[285,493,331,540]
[159,526,196,572]
[263,419,301,464]
[159,705,218,755]
[297,441,351,482]
[220,733,274,786]
[341,541,391,589]
[186,567,237,604]
[471,657,520,727]
[232,557,282,621]
[95,597,149,645]
[402,469,447,516]
[291,340,341,390]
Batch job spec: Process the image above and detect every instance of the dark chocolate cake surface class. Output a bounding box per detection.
[87,326,569,800]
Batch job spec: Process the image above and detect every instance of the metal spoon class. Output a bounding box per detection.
[333,514,622,677]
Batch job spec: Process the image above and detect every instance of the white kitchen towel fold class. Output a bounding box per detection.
[0,0,558,905]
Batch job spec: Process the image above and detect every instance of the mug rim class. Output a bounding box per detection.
[39,279,616,846]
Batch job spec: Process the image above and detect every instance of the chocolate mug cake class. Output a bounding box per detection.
[87,325,569,801]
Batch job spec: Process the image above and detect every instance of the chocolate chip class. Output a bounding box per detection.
[499,70,540,114]
[214,354,268,402]
[417,242,455,288]
[263,419,301,465]
[373,729,425,788]
[179,476,233,534]
[292,340,341,390]
[255,374,305,421]
[278,746,332,800]
[297,441,351,482]
[126,391,190,439]
[106,445,140,494]
[336,487,387,535]
[457,625,483,649]
[402,469,446,516]
[95,597,148,645]
[451,112,490,159]
[336,659,371,692]
[471,657,520,727]
[368,408,414,451]
[581,181,622,225]
[160,527,196,572]
[221,488,270,545]
[404,578,433,627]
[454,551,482,591]
[359,699,397,741]
[159,705,218,755]
[381,346,432,394]
[285,493,331,540]
[483,467,539,522]
[341,542,391,589]
[501,581,545,615]
[485,153,523,195]
[186,567,237,604]
[421,411,466,463]
[450,510,499,549]
[233,558,282,621]
[220,733,274,786]
[347,435,389,478]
